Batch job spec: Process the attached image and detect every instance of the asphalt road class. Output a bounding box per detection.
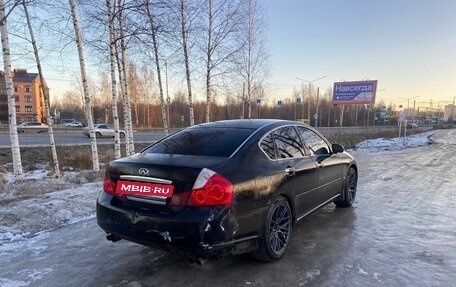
[0,132,166,148]
[1,130,455,286]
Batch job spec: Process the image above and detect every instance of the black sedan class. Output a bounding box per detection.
[97,119,357,262]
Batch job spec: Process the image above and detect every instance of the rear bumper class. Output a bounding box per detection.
[96,191,259,259]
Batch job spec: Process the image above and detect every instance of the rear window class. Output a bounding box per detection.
[144,127,254,157]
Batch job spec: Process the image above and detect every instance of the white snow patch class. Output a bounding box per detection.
[0,172,101,247]
[299,269,321,285]
[25,268,54,281]
[0,231,30,243]
[353,131,434,153]
[305,269,321,279]
[357,266,369,275]
[0,278,29,287]
[4,167,50,183]
[373,272,384,283]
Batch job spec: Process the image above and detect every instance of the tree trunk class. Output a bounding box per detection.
[145,0,168,134]
[205,0,212,123]
[180,0,194,126]
[23,0,60,177]
[0,0,22,180]
[69,0,99,171]
[106,0,121,159]
[115,41,130,155]
[117,0,134,154]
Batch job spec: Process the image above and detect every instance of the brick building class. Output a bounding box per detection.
[0,69,47,123]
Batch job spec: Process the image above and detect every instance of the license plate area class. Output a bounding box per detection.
[116,180,174,198]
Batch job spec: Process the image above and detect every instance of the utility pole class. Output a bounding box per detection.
[296,76,326,125]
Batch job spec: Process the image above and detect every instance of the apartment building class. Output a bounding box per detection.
[0,69,47,123]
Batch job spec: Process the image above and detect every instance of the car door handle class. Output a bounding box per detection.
[285,167,296,176]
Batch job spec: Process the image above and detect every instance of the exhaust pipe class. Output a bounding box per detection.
[106,234,121,242]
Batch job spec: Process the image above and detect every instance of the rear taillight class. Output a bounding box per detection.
[187,168,233,207]
[103,173,116,195]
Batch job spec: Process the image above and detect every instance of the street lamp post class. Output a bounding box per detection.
[162,48,180,130]
[296,76,326,125]
[398,96,420,140]
[398,96,420,118]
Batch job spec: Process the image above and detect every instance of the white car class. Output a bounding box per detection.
[82,124,125,138]
[64,121,84,127]
[17,121,48,133]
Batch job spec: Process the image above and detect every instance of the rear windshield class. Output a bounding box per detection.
[144,127,254,157]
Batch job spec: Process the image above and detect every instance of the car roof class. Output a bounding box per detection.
[190,119,296,130]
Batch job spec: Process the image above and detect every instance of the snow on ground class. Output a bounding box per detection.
[352,130,435,153]
[0,130,437,248]
[0,170,103,246]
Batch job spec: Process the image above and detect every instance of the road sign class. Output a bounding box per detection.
[278,100,282,106]
[296,98,302,104]
[314,114,318,119]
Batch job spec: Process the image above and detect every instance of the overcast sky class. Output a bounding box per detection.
[266,0,456,107]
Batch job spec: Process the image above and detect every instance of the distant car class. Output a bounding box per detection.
[17,121,48,133]
[406,122,418,129]
[97,119,358,262]
[64,121,83,127]
[83,124,125,138]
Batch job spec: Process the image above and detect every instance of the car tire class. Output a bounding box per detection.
[120,132,125,138]
[95,132,102,138]
[334,167,357,208]
[251,196,292,262]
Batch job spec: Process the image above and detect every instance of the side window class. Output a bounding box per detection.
[260,133,276,159]
[273,126,304,159]
[296,127,330,156]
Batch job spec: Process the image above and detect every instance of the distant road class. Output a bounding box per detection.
[0,131,167,148]
[0,125,432,148]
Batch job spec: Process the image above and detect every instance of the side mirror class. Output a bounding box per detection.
[332,143,344,153]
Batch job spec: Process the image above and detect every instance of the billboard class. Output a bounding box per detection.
[332,80,377,104]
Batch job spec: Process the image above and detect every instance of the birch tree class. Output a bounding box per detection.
[106,0,121,158]
[0,0,22,180]
[180,0,195,126]
[203,0,242,122]
[117,0,134,155]
[22,0,60,177]
[69,0,99,171]
[238,0,269,119]
[143,0,169,134]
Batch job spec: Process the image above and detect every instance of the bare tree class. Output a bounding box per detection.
[179,0,195,126]
[22,0,60,177]
[237,0,269,119]
[117,0,134,155]
[106,0,121,158]
[0,0,22,180]
[142,0,169,134]
[202,0,242,122]
[69,0,99,171]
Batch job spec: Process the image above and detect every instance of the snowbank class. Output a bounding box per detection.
[0,171,102,246]
[352,130,434,153]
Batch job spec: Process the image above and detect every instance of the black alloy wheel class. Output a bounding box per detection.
[252,196,292,262]
[334,167,357,207]
[95,132,102,138]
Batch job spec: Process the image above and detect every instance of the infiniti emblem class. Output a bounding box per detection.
[138,168,149,176]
